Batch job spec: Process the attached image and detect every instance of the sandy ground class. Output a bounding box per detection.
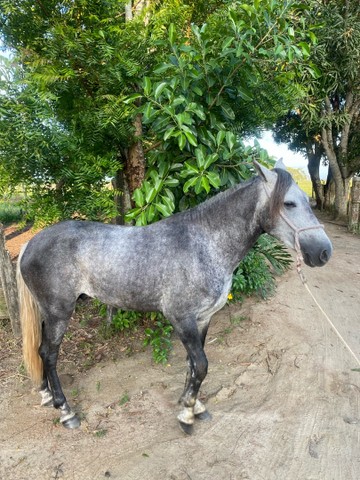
[0,216,359,480]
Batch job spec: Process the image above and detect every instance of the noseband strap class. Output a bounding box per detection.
[278,210,324,271]
[263,182,325,278]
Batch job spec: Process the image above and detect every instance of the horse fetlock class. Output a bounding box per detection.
[40,387,54,407]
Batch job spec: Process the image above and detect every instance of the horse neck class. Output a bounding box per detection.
[195,177,268,271]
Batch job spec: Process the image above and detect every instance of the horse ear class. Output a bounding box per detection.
[253,160,275,183]
[274,158,287,170]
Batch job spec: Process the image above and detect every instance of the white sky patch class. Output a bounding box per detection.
[247,130,328,180]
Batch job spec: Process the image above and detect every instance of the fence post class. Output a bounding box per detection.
[349,177,360,232]
[0,224,20,336]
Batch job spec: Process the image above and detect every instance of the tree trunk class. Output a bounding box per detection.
[125,113,145,197]
[111,166,132,225]
[349,177,360,232]
[0,224,20,336]
[321,122,350,219]
[122,1,146,210]
[335,177,351,219]
[306,145,324,209]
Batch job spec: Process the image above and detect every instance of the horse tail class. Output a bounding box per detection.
[17,243,43,386]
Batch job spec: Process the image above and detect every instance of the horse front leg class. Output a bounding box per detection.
[179,320,212,425]
[179,357,210,422]
[174,318,209,434]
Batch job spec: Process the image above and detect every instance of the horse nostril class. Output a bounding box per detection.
[320,249,329,263]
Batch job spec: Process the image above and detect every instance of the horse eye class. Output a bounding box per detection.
[284,201,296,208]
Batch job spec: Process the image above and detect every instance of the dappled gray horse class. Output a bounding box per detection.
[17,161,332,434]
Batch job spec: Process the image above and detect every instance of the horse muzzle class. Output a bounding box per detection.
[301,239,333,267]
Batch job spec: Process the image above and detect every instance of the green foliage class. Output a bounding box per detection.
[0,199,23,224]
[230,235,292,301]
[96,302,173,363]
[143,314,173,364]
[0,1,313,224]
[125,3,313,224]
[110,310,141,333]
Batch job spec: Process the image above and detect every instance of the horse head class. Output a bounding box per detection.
[255,160,333,267]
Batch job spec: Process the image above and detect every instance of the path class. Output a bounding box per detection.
[0,216,359,480]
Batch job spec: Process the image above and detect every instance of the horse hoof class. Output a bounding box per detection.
[61,414,81,429]
[195,410,212,421]
[179,421,194,435]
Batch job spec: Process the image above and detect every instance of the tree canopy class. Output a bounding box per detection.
[0,0,314,225]
[274,0,360,218]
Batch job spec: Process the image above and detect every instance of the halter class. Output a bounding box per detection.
[263,182,325,281]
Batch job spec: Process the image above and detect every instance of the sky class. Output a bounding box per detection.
[250,130,329,180]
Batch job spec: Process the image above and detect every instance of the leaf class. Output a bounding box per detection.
[147,204,156,222]
[207,171,221,188]
[168,24,176,45]
[222,36,235,49]
[123,93,142,104]
[226,131,236,151]
[135,211,147,226]
[153,63,173,74]
[184,130,197,146]
[204,153,218,169]
[133,188,145,207]
[195,147,206,168]
[142,102,153,121]
[155,202,172,217]
[201,176,210,193]
[164,127,176,141]
[221,104,235,120]
[216,130,226,147]
[178,133,186,150]
[298,42,310,57]
[183,176,198,193]
[237,86,253,101]
[164,177,179,187]
[194,177,203,194]
[145,186,157,203]
[184,161,199,173]
[154,82,168,99]
[143,77,152,96]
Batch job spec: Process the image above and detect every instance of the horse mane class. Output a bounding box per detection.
[269,168,293,222]
[164,168,292,226]
[177,176,260,223]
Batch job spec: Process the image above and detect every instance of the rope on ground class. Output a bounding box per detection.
[299,271,360,369]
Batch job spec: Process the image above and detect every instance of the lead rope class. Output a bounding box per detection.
[293,228,360,370]
[263,183,360,369]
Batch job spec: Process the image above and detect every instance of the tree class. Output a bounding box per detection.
[274,0,360,218]
[0,0,196,222]
[0,0,313,225]
[273,111,328,210]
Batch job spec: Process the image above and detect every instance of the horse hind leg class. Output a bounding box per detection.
[39,310,81,429]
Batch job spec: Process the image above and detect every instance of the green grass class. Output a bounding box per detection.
[0,201,23,224]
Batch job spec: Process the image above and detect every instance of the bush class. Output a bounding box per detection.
[230,235,292,301]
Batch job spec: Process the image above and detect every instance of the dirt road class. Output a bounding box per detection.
[0,216,359,480]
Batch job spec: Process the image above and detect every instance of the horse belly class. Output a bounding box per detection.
[82,263,162,313]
